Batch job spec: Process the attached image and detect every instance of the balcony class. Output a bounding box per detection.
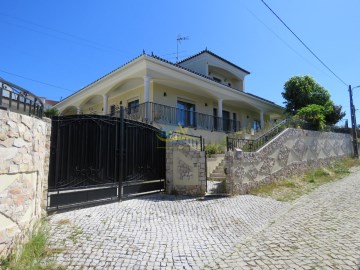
[0,78,44,118]
[113,102,241,133]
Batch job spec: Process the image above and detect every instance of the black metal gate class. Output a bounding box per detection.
[47,113,165,211]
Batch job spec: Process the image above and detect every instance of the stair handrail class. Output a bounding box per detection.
[227,119,288,151]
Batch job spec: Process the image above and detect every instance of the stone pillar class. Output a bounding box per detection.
[103,94,108,115]
[260,110,264,129]
[217,98,223,131]
[144,75,151,122]
[76,106,81,115]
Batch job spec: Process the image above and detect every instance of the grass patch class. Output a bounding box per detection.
[56,219,71,226]
[0,220,65,270]
[250,157,360,201]
[67,226,83,244]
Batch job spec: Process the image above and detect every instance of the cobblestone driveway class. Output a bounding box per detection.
[48,195,287,269]
[48,169,360,269]
[205,168,360,270]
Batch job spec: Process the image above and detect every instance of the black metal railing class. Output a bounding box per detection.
[114,102,241,133]
[0,78,44,118]
[169,131,205,151]
[47,113,166,210]
[227,119,288,152]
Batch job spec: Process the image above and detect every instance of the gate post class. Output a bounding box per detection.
[118,106,125,200]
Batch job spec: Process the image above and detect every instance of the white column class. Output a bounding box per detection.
[144,75,151,102]
[103,94,108,115]
[144,75,151,122]
[76,106,81,115]
[217,99,223,117]
[217,99,223,131]
[260,110,264,129]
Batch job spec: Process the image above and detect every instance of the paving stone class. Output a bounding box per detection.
[47,168,360,269]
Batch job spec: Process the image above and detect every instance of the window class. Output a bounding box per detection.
[213,108,218,130]
[222,110,230,131]
[232,113,238,131]
[177,100,196,127]
[128,99,139,114]
[110,105,116,116]
[253,120,261,131]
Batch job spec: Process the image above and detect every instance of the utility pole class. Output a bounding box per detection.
[176,35,189,63]
[349,85,359,158]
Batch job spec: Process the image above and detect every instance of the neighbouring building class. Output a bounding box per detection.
[54,50,284,142]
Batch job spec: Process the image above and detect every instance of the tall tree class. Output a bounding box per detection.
[282,75,331,114]
[282,75,345,125]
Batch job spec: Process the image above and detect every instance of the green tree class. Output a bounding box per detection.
[325,104,346,126]
[282,75,345,125]
[282,75,331,114]
[296,104,326,130]
[44,107,59,118]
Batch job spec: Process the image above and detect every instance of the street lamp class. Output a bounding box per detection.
[349,85,359,158]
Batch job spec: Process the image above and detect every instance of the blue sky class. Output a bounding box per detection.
[1,0,360,122]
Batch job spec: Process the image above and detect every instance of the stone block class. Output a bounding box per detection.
[23,131,33,142]
[9,165,19,173]
[13,138,27,148]
[0,148,18,163]
[22,154,32,164]
[7,120,17,129]
[0,138,15,148]
[21,115,33,128]
[0,133,7,141]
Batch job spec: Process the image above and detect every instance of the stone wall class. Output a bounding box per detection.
[166,142,206,196]
[225,128,353,195]
[0,110,51,256]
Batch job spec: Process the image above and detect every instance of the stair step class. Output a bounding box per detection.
[208,177,226,181]
[210,172,226,177]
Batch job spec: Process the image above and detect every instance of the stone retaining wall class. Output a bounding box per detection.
[225,128,353,195]
[166,142,206,196]
[0,110,51,256]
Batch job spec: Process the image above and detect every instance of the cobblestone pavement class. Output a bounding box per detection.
[48,169,360,270]
[204,168,360,270]
[48,194,288,269]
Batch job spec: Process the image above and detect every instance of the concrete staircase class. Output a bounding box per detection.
[208,159,226,181]
[207,159,226,195]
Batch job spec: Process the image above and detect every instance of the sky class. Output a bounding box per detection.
[1,0,360,123]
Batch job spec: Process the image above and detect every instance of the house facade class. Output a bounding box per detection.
[54,50,284,142]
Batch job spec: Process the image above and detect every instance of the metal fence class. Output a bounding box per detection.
[47,111,166,211]
[112,102,241,133]
[227,118,352,152]
[227,119,288,152]
[0,78,44,118]
[169,131,205,151]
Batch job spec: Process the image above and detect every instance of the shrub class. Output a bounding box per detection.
[295,104,326,130]
[44,107,59,118]
[205,144,224,156]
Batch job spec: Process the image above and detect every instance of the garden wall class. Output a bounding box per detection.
[166,141,206,196]
[225,128,353,195]
[0,110,51,256]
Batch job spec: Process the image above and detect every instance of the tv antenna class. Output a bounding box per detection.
[176,34,189,62]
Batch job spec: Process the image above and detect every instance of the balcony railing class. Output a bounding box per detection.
[0,78,44,118]
[113,102,241,133]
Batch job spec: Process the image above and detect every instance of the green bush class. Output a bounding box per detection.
[295,104,326,130]
[44,107,59,118]
[205,144,224,156]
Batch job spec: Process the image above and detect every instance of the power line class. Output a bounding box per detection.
[0,12,123,54]
[260,0,348,87]
[240,2,327,76]
[0,68,74,93]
